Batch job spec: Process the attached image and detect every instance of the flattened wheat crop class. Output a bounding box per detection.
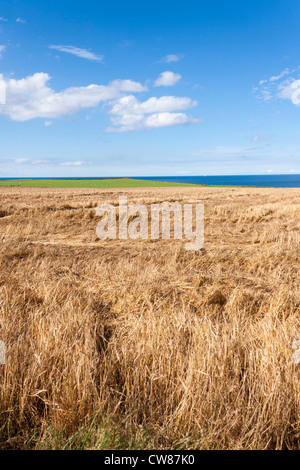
[0,186,300,450]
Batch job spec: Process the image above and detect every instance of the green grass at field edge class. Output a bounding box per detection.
[0,178,207,188]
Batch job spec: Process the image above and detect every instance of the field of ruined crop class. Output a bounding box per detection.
[0,185,300,450]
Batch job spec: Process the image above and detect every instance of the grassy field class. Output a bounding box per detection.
[0,185,300,450]
[0,178,200,188]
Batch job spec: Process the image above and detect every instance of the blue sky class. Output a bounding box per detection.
[1,0,300,177]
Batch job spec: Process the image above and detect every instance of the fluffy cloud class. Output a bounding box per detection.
[0,45,5,58]
[106,95,199,132]
[0,73,147,121]
[255,68,300,106]
[109,95,196,115]
[108,79,147,93]
[0,17,7,22]
[154,71,181,87]
[143,112,197,128]
[16,18,26,23]
[49,45,104,62]
[107,112,199,132]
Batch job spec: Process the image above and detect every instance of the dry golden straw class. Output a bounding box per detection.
[0,185,300,449]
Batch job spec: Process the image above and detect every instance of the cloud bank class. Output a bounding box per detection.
[0,73,147,121]
[0,72,199,132]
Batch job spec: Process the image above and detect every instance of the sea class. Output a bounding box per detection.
[133,175,300,188]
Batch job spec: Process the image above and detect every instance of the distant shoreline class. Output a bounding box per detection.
[0,175,300,188]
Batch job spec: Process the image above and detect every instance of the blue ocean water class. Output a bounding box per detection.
[1,175,300,188]
[132,175,300,188]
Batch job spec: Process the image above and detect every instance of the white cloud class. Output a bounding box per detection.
[278,79,300,105]
[109,95,196,115]
[144,112,198,128]
[49,45,104,62]
[252,135,270,143]
[259,68,293,85]
[159,54,180,63]
[107,112,199,132]
[0,17,7,22]
[14,158,50,165]
[13,158,90,166]
[109,79,147,93]
[0,45,5,58]
[14,158,29,164]
[31,159,50,164]
[154,71,181,87]
[106,95,199,132]
[269,68,292,82]
[60,161,85,166]
[0,71,199,133]
[254,68,300,106]
[16,18,26,23]
[0,73,147,121]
